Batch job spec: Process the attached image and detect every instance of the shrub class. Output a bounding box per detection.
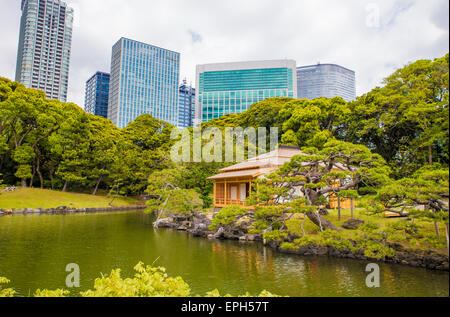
[209,205,246,231]
[359,222,380,233]
[254,206,284,220]
[248,220,271,234]
[81,262,191,297]
[35,289,70,297]
[2,263,281,297]
[263,230,287,242]
[0,277,15,297]
[293,235,317,247]
[280,242,299,251]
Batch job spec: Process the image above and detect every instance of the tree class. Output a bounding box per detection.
[260,139,390,230]
[347,54,449,178]
[146,167,203,222]
[279,97,351,149]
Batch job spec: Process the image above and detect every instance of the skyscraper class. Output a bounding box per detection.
[108,38,180,128]
[84,72,110,118]
[178,80,195,129]
[195,60,297,124]
[15,0,74,102]
[296,64,356,102]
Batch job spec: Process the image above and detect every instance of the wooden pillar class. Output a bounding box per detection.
[213,182,217,207]
[224,181,228,206]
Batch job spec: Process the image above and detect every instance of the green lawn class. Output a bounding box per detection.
[0,188,141,209]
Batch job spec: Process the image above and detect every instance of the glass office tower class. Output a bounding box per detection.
[15,0,74,102]
[178,80,195,128]
[108,38,180,128]
[297,64,356,102]
[84,72,110,118]
[195,60,297,124]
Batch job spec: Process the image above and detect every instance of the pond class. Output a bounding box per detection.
[0,211,448,297]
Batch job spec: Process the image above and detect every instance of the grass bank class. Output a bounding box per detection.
[284,208,449,255]
[0,188,141,209]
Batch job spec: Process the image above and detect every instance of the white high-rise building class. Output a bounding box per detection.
[15,0,74,102]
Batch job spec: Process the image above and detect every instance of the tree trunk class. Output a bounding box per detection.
[337,196,341,221]
[49,172,54,190]
[445,223,449,255]
[62,181,68,192]
[93,176,103,195]
[428,145,433,165]
[306,211,341,231]
[36,157,44,189]
[434,221,440,239]
[351,198,354,219]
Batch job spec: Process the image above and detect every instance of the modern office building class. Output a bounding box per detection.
[107,37,180,128]
[178,80,195,129]
[195,60,297,124]
[84,72,110,118]
[15,0,74,102]
[296,64,356,102]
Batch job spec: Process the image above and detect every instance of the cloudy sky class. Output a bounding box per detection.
[0,0,448,108]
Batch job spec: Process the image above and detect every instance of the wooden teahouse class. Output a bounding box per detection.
[208,145,354,210]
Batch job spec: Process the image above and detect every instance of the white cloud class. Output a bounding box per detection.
[0,0,448,108]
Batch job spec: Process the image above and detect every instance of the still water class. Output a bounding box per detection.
[0,211,448,297]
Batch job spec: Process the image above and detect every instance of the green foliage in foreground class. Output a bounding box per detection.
[0,277,15,297]
[0,262,281,297]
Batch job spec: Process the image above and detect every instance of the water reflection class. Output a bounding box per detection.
[0,211,448,297]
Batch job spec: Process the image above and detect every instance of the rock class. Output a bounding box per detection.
[153,218,175,228]
[319,208,329,216]
[214,227,225,239]
[239,236,247,241]
[177,225,188,231]
[197,223,208,231]
[247,234,257,241]
[207,234,215,239]
[181,221,192,228]
[342,219,364,230]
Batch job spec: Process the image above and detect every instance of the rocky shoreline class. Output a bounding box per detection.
[0,205,147,216]
[154,212,449,272]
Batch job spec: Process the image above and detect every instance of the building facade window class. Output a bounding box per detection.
[296,64,356,102]
[195,60,297,124]
[84,72,110,118]
[108,38,180,128]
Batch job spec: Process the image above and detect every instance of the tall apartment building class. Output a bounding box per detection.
[84,72,110,118]
[296,64,356,102]
[178,80,195,129]
[195,60,297,124]
[107,38,180,128]
[15,0,74,102]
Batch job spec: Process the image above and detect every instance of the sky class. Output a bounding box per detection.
[0,0,448,109]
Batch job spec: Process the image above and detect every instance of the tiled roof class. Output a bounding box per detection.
[207,167,277,180]
[219,146,303,173]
